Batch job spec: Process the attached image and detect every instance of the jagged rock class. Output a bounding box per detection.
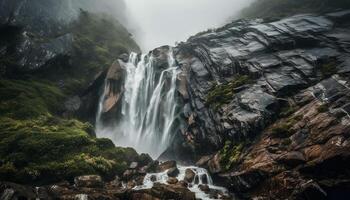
[74,175,103,188]
[0,182,36,199]
[184,169,195,183]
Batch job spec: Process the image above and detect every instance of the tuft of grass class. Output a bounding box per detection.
[219,141,245,171]
[317,104,329,113]
[270,115,302,138]
[206,75,253,110]
[320,62,338,79]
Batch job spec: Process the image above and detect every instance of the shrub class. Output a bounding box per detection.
[219,141,245,171]
[317,104,329,113]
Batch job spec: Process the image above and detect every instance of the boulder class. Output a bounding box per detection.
[198,184,210,193]
[157,161,177,172]
[167,177,179,185]
[167,167,180,177]
[184,169,196,183]
[74,175,103,188]
[129,162,139,169]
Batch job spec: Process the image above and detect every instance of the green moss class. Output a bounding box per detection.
[0,115,140,185]
[219,141,245,171]
[279,104,299,118]
[317,104,329,113]
[0,79,64,119]
[206,75,253,110]
[320,62,338,79]
[270,115,301,138]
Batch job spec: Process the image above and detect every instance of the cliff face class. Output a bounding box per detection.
[0,0,143,185]
[161,10,350,198]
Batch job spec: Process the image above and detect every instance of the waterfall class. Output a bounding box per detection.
[96,49,179,158]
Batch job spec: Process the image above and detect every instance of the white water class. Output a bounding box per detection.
[135,166,230,200]
[96,50,179,158]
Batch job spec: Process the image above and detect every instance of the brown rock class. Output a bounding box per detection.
[208,153,222,173]
[157,161,177,172]
[184,169,196,183]
[167,177,179,185]
[277,151,306,167]
[198,184,210,193]
[74,175,103,188]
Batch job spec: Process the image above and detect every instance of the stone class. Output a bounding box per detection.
[157,161,177,172]
[74,175,103,188]
[167,177,179,185]
[129,162,139,169]
[277,151,306,167]
[198,184,210,193]
[167,167,180,177]
[184,169,196,183]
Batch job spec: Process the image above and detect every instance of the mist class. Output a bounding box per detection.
[125,0,254,51]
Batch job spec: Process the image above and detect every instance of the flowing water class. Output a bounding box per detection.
[135,166,230,200]
[96,50,179,158]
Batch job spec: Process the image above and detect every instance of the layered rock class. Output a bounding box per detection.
[166,10,350,161]
[151,10,350,199]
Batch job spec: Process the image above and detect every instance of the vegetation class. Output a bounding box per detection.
[320,62,338,79]
[36,11,140,96]
[219,141,245,171]
[270,115,302,138]
[240,0,350,20]
[0,11,143,185]
[317,104,329,113]
[206,75,253,110]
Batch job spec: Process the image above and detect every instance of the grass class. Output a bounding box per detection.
[270,115,302,138]
[219,141,245,171]
[206,75,253,110]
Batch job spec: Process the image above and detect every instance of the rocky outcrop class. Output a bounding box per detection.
[152,10,350,199]
[165,10,350,160]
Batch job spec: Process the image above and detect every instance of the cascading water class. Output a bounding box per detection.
[96,49,179,158]
[136,166,230,200]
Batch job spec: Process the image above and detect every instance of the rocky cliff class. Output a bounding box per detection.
[160,10,350,199]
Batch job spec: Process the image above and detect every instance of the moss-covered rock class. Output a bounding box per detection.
[206,75,253,110]
[0,115,141,185]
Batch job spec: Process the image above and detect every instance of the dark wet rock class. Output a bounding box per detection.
[74,175,103,188]
[167,167,180,177]
[277,151,306,167]
[198,184,210,193]
[162,10,350,163]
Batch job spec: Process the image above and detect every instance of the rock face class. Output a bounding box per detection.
[154,10,350,199]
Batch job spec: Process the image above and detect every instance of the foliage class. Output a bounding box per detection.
[206,75,253,110]
[219,141,245,171]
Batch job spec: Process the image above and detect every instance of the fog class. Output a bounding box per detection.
[125,0,254,51]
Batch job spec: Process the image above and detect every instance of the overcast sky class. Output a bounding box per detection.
[125,0,254,51]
